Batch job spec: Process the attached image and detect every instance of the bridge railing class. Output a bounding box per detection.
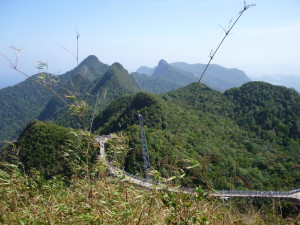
[288,188,300,194]
[107,162,300,196]
[216,190,292,196]
[96,136,300,200]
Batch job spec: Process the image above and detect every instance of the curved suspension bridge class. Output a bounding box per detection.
[95,135,300,201]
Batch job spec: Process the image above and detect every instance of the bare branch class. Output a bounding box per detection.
[219,24,227,34]
[1,53,17,69]
[10,46,21,51]
[89,88,107,133]
[240,0,256,13]
[36,61,48,72]
[76,29,80,39]
[2,46,70,105]
[60,46,77,60]
[76,28,80,66]
[173,1,255,139]
[209,49,214,59]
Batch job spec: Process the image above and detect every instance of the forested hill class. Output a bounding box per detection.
[0,55,110,144]
[224,82,300,144]
[38,61,140,129]
[92,82,300,191]
[0,55,143,145]
[0,76,52,144]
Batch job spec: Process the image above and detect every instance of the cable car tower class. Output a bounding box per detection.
[138,114,151,180]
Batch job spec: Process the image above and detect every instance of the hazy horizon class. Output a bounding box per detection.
[1,55,299,91]
[1,0,300,89]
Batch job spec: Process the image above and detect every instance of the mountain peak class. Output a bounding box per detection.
[76,55,108,74]
[152,59,195,85]
[111,62,126,71]
[158,59,168,67]
[152,59,170,77]
[92,61,140,96]
[106,62,130,77]
[66,55,108,82]
[79,55,100,66]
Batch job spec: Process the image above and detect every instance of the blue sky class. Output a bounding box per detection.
[1,0,300,88]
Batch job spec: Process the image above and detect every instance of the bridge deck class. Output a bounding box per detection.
[96,135,300,201]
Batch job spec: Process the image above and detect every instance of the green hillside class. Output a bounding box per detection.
[92,62,140,103]
[0,55,109,145]
[93,83,300,191]
[37,55,109,128]
[1,120,98,180]
[39,61,140,129]
[0,76,52,144]
[0,56,141,144]
[224,82,300,144]
[1,80,299,224]
[132,72,182,94]
[1,56,299,192]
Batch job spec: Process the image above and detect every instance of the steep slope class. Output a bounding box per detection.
[93,83,300,191]
[0,76,52,144]
[0,55,109,145]
[38,55,109,121]
[60,55,109,85]
[0,120,98,179]
[39,62,140,129]
[133,59,196,93]
[92,62,140,103]
[152,59,196,85]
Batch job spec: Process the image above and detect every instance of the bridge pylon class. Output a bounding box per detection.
[138,114,151,180]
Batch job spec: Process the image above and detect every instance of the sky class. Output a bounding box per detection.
[1,0,300,88]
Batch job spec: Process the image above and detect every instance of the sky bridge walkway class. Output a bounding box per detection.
[96,135,300,201]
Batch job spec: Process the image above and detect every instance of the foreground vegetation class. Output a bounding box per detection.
[1,162,299,224]
[0,113,299,224]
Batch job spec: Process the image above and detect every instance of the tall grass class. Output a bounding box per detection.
[1,162,298,224]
